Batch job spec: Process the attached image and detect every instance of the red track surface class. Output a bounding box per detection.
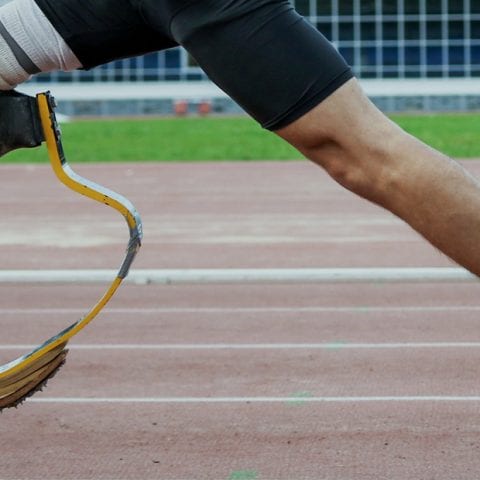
[1,161,480,479]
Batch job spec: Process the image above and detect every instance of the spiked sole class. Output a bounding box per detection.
[0,346,68,410]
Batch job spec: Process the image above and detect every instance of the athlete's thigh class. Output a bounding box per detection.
[141,0,353,130]
[34,0,177,68]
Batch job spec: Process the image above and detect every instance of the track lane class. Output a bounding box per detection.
[2,306,480,345]
[2,403,480,480]
[0,347,478,398]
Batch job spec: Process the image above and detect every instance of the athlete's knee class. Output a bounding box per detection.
[308,124,405,203]
[302,133,397,201]
[276,79,407,201]
[0,0,80,90]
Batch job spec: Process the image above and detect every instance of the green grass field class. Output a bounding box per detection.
[4,113,480,163]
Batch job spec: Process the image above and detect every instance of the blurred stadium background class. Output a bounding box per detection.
[4,0,480,117]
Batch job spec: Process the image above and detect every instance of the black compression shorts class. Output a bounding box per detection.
[33,0,353,130]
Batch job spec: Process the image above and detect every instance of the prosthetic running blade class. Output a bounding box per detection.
[0,92,142,410]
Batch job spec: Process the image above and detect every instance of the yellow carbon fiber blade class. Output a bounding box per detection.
[0,92,142,407]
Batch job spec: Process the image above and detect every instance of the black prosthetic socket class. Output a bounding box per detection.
[0,90,45,157]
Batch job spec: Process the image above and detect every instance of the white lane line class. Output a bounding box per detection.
[3,342,480,350]
[2,306,480,315]
[29,396,480,404]
[0,267,476,284]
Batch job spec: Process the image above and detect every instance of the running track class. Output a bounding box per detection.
[1,161,480,479]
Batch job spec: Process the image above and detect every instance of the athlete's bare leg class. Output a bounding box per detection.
[276,77,480,276]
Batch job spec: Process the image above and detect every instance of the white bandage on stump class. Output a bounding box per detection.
[0,0,81,89]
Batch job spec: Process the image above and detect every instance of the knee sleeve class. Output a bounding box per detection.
[0,0,81,89]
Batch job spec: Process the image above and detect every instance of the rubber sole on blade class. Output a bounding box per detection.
[0,347,68,411]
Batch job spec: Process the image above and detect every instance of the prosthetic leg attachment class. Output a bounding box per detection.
[0,90,45,157]
[0,92,142,410]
